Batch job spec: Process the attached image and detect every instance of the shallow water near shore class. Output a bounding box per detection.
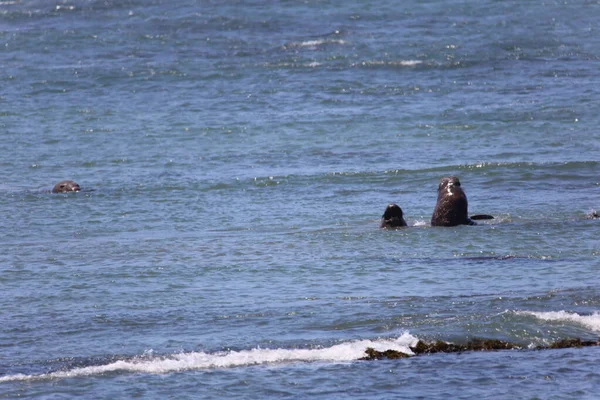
[1,0,600,398]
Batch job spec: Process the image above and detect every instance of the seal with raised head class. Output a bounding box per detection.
[431,176,475,227]
[381,203,407,228]
[52,180,81,193]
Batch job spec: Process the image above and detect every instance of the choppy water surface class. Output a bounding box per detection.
[1,0,600,398]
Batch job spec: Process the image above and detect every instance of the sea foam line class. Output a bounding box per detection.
[0,333,418,383]
[286,39,347,48]
[517,310,600,331]
[353,60,424,67]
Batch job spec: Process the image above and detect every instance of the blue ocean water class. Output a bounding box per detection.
[1,0,600,398]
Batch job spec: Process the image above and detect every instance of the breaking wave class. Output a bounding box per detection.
[517,310,600,332]
[0,333,418,383]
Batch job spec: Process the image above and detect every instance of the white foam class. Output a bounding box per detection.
[0,333,418,383]
[517,310,600,331]
[353,60,423,67]
[412,219,429,227]
[288,39,347,48]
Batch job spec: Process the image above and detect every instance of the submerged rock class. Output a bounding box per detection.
[362,337,600,361]
[410,338,520,355]
[546,338,600,349]
[360,348,411,360]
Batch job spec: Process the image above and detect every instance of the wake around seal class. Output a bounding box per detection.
[381,203,407,228]
[431,176,492,227]
[52,180,81,193]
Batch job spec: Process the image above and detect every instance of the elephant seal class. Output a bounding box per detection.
[52,180,81,193]
[381,203,407,228]
[431,177,476,227]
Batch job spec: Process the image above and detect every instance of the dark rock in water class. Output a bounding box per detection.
[360,347,411,360]
[409,338,520,355]
[361,339,522,361]
[410,340,448,354]
[464,338,521,351]
[546,338,600,349]
[362,337,600,361]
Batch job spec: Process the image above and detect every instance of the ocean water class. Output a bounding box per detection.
[1,0,600,398]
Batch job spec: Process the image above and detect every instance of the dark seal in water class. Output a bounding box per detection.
[381,203,407,228]
[431,177,493,226]
[52,180,81,193]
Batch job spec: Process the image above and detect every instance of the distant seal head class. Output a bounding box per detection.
[381,203,407,228]
[431,176,475,227]
[52,180,81,193]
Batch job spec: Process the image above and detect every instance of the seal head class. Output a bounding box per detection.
[381,203,408,228]
[431,177,475,227]
[52,180,81,193]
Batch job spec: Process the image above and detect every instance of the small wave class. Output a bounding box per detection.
[262,62,322,69]
[517,310,600,332]
[353,60,423,68]
[284,39,347,49]
[586,210,599,219]
[385,160,600,174]
[0,333,418,383]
